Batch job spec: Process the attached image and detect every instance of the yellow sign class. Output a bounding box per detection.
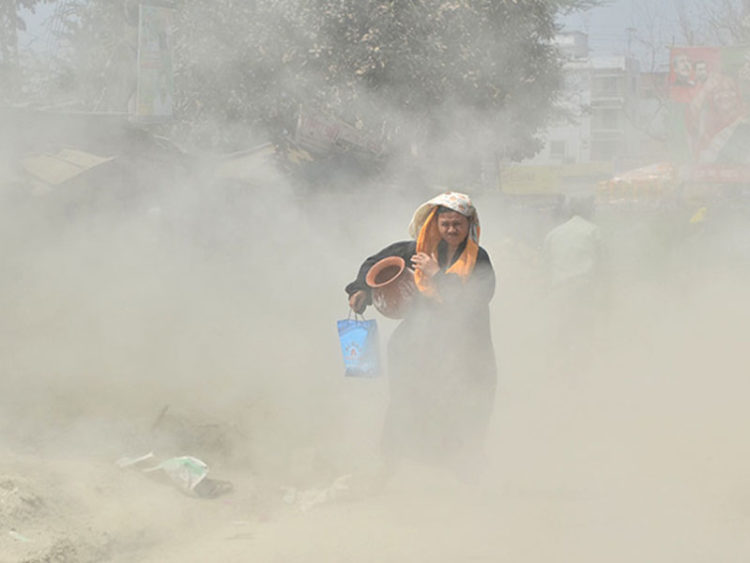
[500,162,612,194]
[500,166,558,194]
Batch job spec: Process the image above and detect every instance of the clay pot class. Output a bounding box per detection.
[365,256,417,319]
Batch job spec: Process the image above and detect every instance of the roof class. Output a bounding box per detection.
[21,149,115,186]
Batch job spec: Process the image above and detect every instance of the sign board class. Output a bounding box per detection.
[500,162,612,194]
[668,45,750,182]
[500,166,559,194]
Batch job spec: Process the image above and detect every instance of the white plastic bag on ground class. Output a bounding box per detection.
[143,456,209,493]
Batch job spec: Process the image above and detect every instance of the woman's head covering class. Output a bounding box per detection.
[408,191,481,299]
[408,191,479,242]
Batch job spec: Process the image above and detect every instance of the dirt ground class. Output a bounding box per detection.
[1,189,750,562]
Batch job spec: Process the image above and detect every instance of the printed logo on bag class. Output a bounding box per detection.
[347,344,360,359]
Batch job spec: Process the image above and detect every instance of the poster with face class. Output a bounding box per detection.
[668,47,720,104]
[668,46,750,178]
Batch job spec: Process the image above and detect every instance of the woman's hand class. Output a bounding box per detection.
[411,252,439,277]
[348,290,368,314]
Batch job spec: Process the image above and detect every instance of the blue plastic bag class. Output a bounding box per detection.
[337,316,380,377]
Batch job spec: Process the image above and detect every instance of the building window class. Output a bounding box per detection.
[591,139,619,161]
[592,108,620,130]
[549,140,566,159]
[592,76,621,97]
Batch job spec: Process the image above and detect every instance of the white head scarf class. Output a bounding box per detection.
[408,191,479,242]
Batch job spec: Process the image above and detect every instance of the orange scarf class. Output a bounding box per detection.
[414,207,480,299]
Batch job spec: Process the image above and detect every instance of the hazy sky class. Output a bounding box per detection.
[560,0,681,67]
[18,3,56,51]
[561,0,632,55]
[18,1,686,68]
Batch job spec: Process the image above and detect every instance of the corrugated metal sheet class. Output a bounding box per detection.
[21,149,115,186]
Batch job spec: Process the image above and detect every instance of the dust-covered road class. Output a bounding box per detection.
[1,189,750,562]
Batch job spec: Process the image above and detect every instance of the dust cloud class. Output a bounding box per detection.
[2,146,750,561]
[2,4,750,563]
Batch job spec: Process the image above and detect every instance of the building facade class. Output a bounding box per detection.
[500,32,643,195]
[532,32,641,167]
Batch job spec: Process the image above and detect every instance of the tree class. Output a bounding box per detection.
[171,1,598,157]
[45,0,599,173]
[663,0,750,47]
[0,0,54,99]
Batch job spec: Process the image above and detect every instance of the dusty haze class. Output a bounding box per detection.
[1,158,749,561]
[2,2,750,562]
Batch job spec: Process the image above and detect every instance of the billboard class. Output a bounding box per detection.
[135,4,174,122]
[668,46,750,182]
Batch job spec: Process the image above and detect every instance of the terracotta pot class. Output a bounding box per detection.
[365,256,417,319]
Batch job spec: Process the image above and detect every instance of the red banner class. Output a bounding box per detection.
[690,165,750,183]
[668,47,721,104]
[668,46,750,175]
